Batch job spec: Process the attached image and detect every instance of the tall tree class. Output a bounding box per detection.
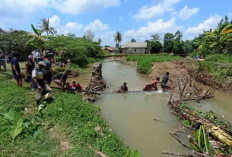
[114,31,122,48]
[131,38,136,42]
[150,41,162,54]
[98,38,102,44]
[151,34,160,41]
[163,33,174,53]
[84,30,95,41]
[39,18,57,36]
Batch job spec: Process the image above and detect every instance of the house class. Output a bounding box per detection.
[103,47,118,53]
[123,42,147,54]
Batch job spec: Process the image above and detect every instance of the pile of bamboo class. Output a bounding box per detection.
[165,79,232,157]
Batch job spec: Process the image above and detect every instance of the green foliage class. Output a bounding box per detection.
[182,120,191,126]
[126,54,181,74]
[0,30,34,61]
[44,36,103,67]
[125,149,140,157]
[150,41,162,54]
[43,92,128,157]
[197,54,232,79]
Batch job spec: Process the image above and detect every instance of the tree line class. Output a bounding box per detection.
[0,19,103,67]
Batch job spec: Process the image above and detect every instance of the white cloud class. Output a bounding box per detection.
[186,15,222,34]
[133,0,181,20]
[85,19,108,31]
[51,0,121,15]
[173,6,199,20]
[50,15,61,28]
[0,0,49,17]
[124,18,183,41]
[0,0,120,18]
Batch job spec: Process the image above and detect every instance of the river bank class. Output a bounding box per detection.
[0,65,128,156]
[95,58,232,157]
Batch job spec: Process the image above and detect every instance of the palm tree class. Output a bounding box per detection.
[25,24,45,54]
[39,18,57,37]
[151,34,160,41]
[114,31,122,48]
[203,18,232,54]
[98,38,102,44]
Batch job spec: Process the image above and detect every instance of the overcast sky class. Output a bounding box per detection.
[0,0,232,46]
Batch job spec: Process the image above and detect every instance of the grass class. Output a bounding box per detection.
[126,54,181,74]
[197,54,232,80]
[0,73,128,156]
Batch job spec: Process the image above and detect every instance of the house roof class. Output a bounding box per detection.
[104,47,117,51]
[124,42,147,48]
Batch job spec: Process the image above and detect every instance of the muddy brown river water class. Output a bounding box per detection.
[91,59,232,157]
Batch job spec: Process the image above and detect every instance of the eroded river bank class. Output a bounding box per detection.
[73,58,232,157]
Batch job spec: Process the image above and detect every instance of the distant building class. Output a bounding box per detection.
[123,42,147,54]
[103,47,118,53]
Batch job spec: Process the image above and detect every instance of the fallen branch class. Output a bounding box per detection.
[88,144,108,157]
[169,132,191,149]
[162,151,192,157]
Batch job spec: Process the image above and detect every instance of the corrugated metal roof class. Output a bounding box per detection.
[124,42,147,48]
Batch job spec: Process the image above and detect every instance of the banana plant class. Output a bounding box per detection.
[25,24,45,55]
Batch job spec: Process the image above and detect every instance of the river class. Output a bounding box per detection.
[93,59,232,157]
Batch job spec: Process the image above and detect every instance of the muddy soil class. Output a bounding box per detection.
[149,59,232,94]
[149,60,202,94]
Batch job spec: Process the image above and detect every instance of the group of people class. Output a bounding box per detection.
[118,72,172,93]
[10,50,82,105]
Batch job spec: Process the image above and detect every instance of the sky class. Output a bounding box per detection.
[0,0,232,46]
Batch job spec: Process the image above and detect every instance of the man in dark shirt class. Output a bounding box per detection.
[161,72,172,92]
[52,69,71,90]
[25,55,35,84]
[11,51,22,87]
[43,53,54,85]
[118,82,128,93]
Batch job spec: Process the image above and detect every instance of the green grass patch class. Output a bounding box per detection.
[0,75,128,156]
[43,92,127,157]
[126,54,181,74]
[197,54,232,80]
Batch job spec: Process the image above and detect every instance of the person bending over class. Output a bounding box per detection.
[118,82,128,93]
[70,81,82,93]
[143,77,161,91]
[52,69,72,90]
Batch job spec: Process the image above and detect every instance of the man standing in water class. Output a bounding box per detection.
[161,72,172,92]
[11,51,22,87]
[118,82,128,93]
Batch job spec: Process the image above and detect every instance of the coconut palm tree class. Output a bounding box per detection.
[39,18,57,37]
[114,31,122,48]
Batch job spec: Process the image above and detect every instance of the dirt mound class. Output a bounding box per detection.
[149,60,201,94]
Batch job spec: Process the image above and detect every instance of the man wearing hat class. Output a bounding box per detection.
[32,61,51,105]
